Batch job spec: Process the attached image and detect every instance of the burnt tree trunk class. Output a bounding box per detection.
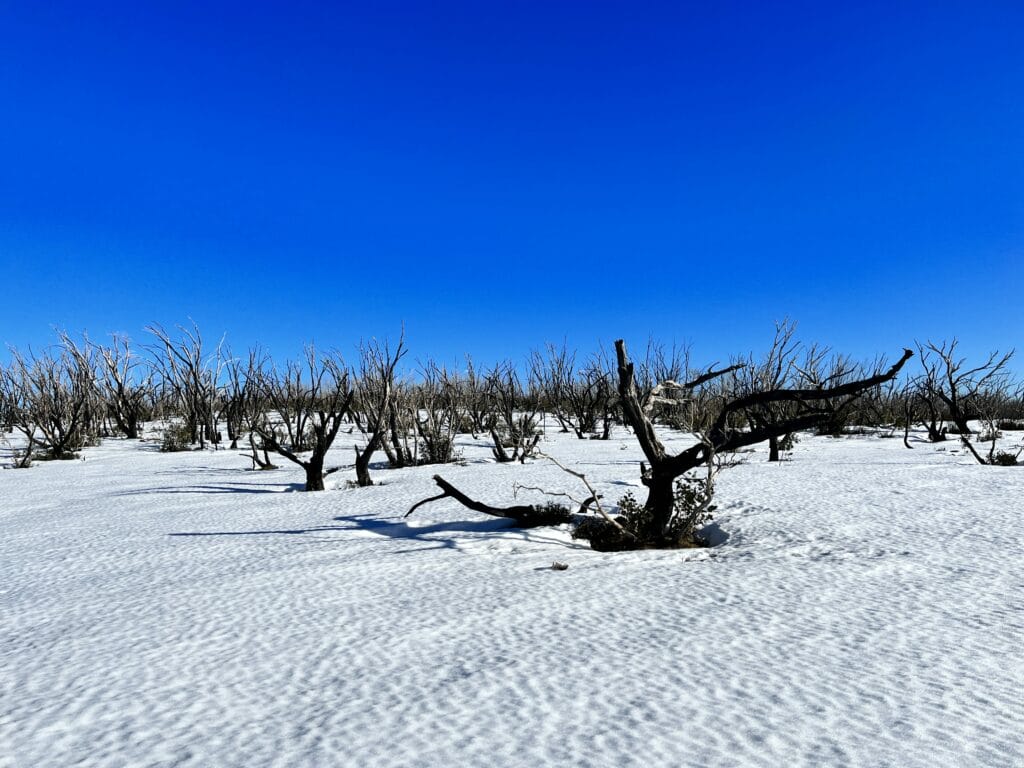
[304,455,325,492]
[614,339,914,548]
[354,431,385,487]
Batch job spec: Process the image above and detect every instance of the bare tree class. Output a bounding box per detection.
[412,361,462,465]
[733,320,799,461]
[3,342,99,461]
[221,347,266,451]
[954,363,1019,465]
[380,378,416,469]
[248,347,354,491]
[532,343,615,439]
[352,334,407,486]
[792,345,868,437]
[146,322,225,448]
[484,361,541,463]
[458,356,492,438]
[917,340,1014,441]
[91,334,152,439]
[612,338,914,548]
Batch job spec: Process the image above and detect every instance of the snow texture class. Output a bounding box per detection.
[2,426,1023,767]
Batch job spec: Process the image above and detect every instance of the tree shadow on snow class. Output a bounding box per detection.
[167,511,586,552]
[116,481,305,496]
[699,521,730,547]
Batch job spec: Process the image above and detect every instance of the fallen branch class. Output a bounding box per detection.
[405,475,570,527]
[513,482,602,515]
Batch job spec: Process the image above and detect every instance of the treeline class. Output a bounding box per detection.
[0,322,1019,546]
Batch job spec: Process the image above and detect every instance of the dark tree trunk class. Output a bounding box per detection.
[354,432,384,487]
[303,462,323,493]
[613,339,914,550]
[304,457,325,492]
[642,471,678,541]
[768,435,780,462]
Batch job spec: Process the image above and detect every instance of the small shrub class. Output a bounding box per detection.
[533,501,572,526]
[575,474,716,551]
[816,411,850,437]
[778,432,798,452]
[996,419,1024,431]
[417,435,461,465]
[35,450,80,461]
[454,414,478,434]
[990,451,1020,466]
[160,422,194,453]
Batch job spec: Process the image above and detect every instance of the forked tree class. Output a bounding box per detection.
[532,343,615,439]
[351,334,407,486]
[3,342,98,461]
[248,347,354,491]
[412,361,461,465]
[614,339,914,547]
[146,323,225,448]
[91,334,152,439]
[917,340,1014,444]
[484,361,541,463]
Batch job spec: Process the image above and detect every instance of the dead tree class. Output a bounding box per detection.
[3,344,98,461]
[146,322,225,448]
[0,369,12,433]
[458,357,492,438]
[954,367,1020,465]
[910,378,948,442]
[734,320,799,461]
[221,348,266,451]
[615,338,914,548]
[55,332,108,440]
[381,379,416,468]
[248,347,354,491]
[917,340,1013,439]
[91,334,152,439]
[484,362,541,463]
[352,334,407,486]
[533,343,615,439]
[412,361,461,464]
[793,345,867,437]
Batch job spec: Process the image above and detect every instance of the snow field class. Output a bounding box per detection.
[2,427,1022,767]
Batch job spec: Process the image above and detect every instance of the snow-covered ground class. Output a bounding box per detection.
[2,426,1023,767]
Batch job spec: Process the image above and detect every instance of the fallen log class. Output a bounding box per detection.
[405,475,571,528]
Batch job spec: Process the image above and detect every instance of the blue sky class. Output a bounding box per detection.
[1,1,1021,368]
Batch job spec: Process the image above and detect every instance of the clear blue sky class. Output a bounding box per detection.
[1,1,1021,368]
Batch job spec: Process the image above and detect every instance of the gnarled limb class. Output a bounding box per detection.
[405,475,570,527]
[615,338,914,543]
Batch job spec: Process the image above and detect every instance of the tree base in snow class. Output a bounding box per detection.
[571,517,709,552]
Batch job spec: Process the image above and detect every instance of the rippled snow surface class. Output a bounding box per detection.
[2,427,1022,767]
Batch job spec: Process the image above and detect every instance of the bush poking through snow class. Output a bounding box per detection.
[417,435,461,465]
[160,422,195,453]
[990,451,1020,467]
[572,475,716,551]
